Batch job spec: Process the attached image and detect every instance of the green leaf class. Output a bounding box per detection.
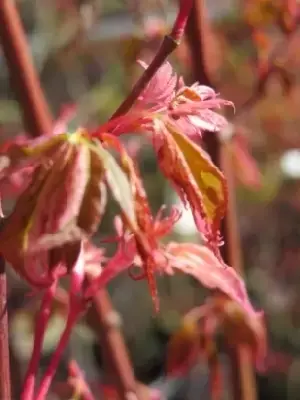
[89,141,137,227]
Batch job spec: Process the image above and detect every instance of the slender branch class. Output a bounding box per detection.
[111,35,177,119]
[0,256,11,400]
[110,0,194,119]
[34,309,79,400]
[0,0,53,136]
[86,276,144,400]
[68,359,96,400]
[54,287,146,400]
[21,282,58,400]
[185,1,257,399]
[170,0,194,41]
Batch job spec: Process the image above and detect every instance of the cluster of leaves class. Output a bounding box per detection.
[0,56,265,400]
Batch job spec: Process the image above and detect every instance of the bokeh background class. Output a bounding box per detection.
[2,0,300,399]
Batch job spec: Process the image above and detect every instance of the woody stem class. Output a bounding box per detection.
[185,0,257,399]
[0,0,53,136]
[0,256,11,400]
[110,0,194,119]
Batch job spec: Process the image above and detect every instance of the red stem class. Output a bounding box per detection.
[33,243,85,400]
[171,0,194,42]
[34,308,79,400]
[110,35,177,119]
[0,256,11,400]
[86,276,144,400]
[185,1,257,399]
[68,360,96,400]
[110,0,194,119]
[21,281,58,400]
[0,0,53,136]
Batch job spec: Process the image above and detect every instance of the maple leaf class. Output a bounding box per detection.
[93,60,231,140]
[135,60,232,137]
[166,293,266,384]
[0,130,137,289]
[85,214,260,322]
[0,103,78,215]
[164,242,260,318]
[166,306,223,399]
[136,60,177,110]
[153,120,227,254]
[86,134,181,311]
[211,294,267,371]
[92,62,231,254]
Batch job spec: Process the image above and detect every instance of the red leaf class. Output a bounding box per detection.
[137,61,177,109]
[153,121,227,254]
[165,243,259,318]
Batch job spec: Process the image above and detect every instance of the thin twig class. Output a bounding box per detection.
[110,0,194,119]
[68,359,96,400]
[185,1,257,399]
[86,280,143,400]
[0,255,11,400]
[21,282,58,400]
[111,35,177,119]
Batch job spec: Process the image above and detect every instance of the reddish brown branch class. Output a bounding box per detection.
[86,282,144,400]
[185,1,257,399]
[110,0,194,119]
[111,35,178,119]
[0,256,11,400]
[0,0,53,136]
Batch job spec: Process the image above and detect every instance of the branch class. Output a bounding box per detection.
[110,0,194,119]
[185,1,257,399]
[86,277,144,400]
[0,0,53,136]
[0,256,11,400]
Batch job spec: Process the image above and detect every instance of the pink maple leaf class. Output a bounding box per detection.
[135,60,232,136]
[163,242,260,319]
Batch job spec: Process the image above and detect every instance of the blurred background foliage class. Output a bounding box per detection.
[3,0,300,399]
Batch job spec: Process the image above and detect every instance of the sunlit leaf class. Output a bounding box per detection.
[89,140,137,227]
[137,61,177,109]
[165,242,259,318]
[169,125,227,231]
